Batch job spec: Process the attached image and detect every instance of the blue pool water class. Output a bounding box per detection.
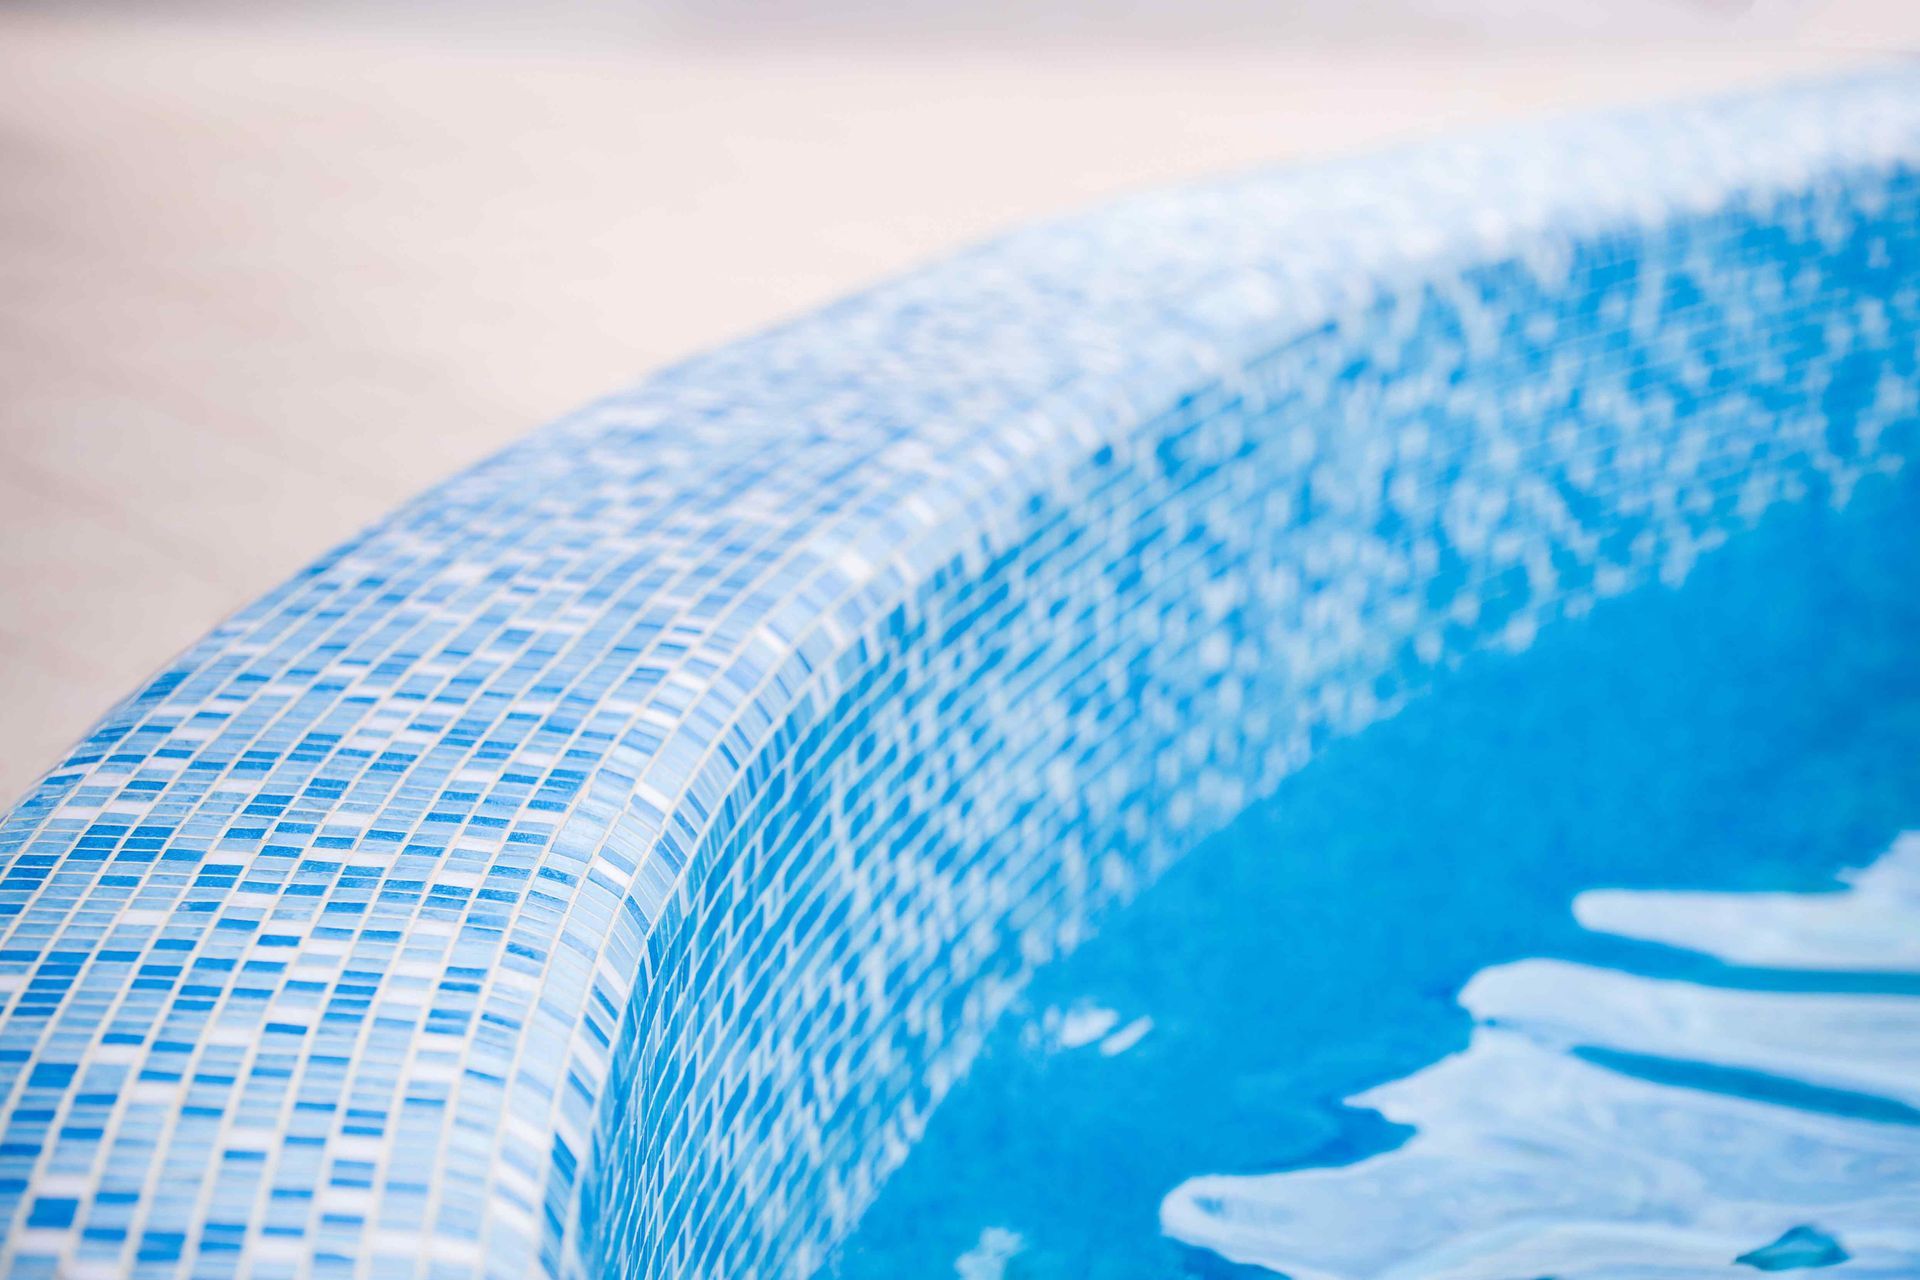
[829,464,1920,1278]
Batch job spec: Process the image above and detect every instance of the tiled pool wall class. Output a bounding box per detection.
[576,161,1920,1280]
[1,74,1918,1280]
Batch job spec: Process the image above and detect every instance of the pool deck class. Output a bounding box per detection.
[0,5,1905,806]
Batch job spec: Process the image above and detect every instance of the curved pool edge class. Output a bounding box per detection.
[2,70,1920,1280]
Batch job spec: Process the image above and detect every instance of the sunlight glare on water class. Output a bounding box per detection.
[1162,837,1920,1279]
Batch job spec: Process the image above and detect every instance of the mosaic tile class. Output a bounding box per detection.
[3,72,1920,1280]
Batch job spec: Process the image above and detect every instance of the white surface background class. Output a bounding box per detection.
[0,0,1913,805]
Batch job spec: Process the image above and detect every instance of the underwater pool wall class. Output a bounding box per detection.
[3,73,1920,1280]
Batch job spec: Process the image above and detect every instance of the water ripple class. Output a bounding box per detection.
[1161,835,1920,1278]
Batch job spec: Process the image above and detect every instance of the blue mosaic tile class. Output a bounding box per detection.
[4,71,1920,1280]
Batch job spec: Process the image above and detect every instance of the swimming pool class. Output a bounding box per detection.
[2,71,1919,1280]
[834,457,1920,1278]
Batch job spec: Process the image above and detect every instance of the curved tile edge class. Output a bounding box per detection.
[3,70,1920,1280]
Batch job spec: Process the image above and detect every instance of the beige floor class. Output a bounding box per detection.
[0,6,1910,807]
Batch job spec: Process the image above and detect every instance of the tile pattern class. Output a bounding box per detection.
[2,73,1920,1280]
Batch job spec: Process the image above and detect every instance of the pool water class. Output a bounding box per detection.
[827,463,1920,1279]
